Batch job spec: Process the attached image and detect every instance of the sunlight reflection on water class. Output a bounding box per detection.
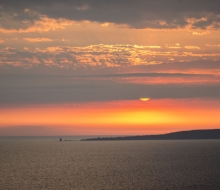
[0,139,220,190]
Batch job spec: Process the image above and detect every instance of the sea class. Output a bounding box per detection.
[0,137,220,190]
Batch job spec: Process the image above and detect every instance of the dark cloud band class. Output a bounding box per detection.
[0,70,220,105]
[1,0,220,30]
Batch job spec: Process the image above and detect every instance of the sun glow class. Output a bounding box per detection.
[140,98,150,101]
[1,99,220,135]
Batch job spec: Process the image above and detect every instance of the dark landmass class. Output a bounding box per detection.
[81,129,220,141]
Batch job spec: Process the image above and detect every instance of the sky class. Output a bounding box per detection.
[0,0,220,136]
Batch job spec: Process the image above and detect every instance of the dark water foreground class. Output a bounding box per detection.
[0,139,220,190]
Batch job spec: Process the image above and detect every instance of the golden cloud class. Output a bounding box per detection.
[192,31,210,36]
[1,44,220,69]
[23,38,53,42]
[206,44,220,47]
[0,16,74,33]
[184,46,200,50]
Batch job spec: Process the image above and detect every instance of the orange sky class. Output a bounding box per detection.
[1,99,220,135]
[1,1,220,136]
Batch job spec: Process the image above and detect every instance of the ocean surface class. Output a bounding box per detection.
[0,137,220,190]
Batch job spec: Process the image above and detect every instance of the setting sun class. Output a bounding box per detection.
[140,98,151,101]
[0,0,220,136]
[0,1,220,189]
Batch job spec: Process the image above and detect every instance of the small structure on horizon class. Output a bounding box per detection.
[59,138,62,141]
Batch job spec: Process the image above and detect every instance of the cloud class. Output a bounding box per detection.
[0,65,220,105]
[206,44,220,47]
[184,46,200,49]
[0,16,74,33]
[23,38,53,42]
[1,44,220,70]
[134,45,161,49]
[192,31,210,35]
[1,0,220,30]
[0,41,219,105]
[0,77,220,105]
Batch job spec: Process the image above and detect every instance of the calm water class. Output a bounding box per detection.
[0,138,220,190]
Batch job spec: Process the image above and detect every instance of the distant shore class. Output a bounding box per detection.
[81,129,220,141]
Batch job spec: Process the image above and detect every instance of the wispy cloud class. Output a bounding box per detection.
[192,31,210,35]
[184,46,200,49]
[1,44,220,71]
[23,38,53,42]
[206,44,220,47]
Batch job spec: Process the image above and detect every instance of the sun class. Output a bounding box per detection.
[140,98,150,101]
